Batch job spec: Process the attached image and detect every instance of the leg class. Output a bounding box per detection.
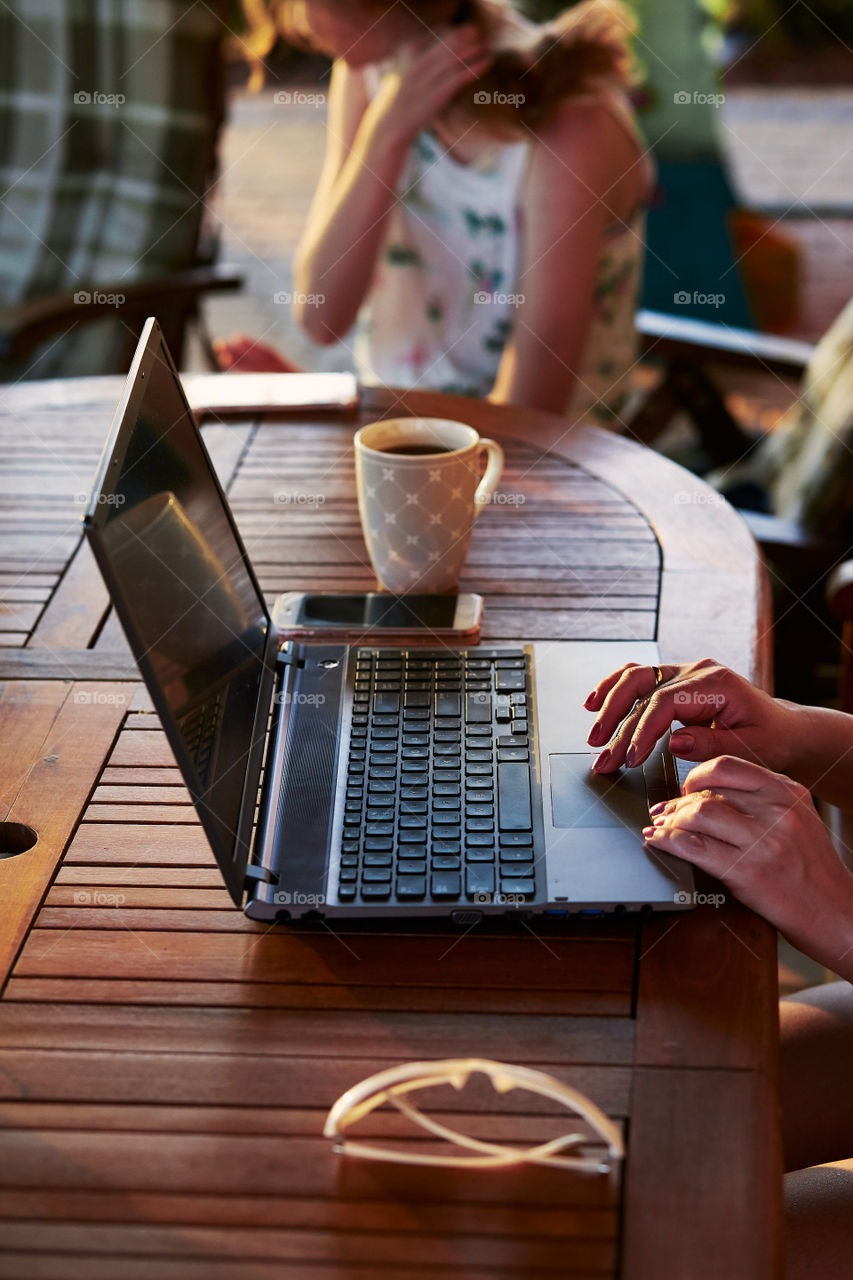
[780,981,853,1171]
[785,1161,853,1280]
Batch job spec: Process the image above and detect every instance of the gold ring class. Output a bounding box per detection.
[652,665,664,687]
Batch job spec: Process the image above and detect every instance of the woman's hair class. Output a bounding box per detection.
[241,0,637,128]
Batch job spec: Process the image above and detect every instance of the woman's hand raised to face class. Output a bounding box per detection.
[584,658,799,776]
[368,24,493,148]
[642,756,853,978]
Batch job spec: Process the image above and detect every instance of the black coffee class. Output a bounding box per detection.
[382,443,453,456]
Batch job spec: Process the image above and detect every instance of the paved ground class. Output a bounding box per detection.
[193,81,853,377]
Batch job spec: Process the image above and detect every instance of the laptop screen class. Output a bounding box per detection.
[85,321,273,900]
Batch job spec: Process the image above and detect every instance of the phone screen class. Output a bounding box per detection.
[296,593,461,629]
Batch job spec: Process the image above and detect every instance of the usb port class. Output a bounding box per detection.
[579,908,604,917]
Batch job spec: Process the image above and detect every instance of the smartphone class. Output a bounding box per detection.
[274,592,483,644]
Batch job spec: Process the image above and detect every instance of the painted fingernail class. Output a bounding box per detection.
[652,814,666,825]
[584,691,598,709]
[669,730,694,753]
[642,826,657,838]
[587,722,603,746]
[625,745,637,767]
[593,749,611,772]
[648,801,665,816]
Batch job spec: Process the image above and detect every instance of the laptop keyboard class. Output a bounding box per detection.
[337,648,538,905]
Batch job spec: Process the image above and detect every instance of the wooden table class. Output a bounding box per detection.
[0,378,782,1279]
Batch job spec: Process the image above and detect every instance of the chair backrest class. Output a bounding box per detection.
[753,296,853,544]
[0,1,226,377]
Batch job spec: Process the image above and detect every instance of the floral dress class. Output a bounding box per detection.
[353,83,650,429]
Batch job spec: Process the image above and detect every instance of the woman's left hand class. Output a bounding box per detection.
[644,755,853,976]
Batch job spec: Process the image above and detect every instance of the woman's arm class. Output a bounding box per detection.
[293,28,491,344]
[490,100,646,414]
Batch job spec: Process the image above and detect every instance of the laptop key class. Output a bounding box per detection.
[501,848,534,863]
[433,796,461,811]
[498,762,532,831]
[373,692,400,714]
[498,748,529,763]
[467,803,493,817]
[436,693,461,717]
[465,749,492,763]
[432,856,461,871]
[466,866,495,896]
[400,785,427,800]
[466,818,494,832]
[466,692,491,723]
[399,815,427,829]
[338,885,357,900]
[364,837,393,852]
[399,844,427,859]
[431,871,462,897]
[465,847,495,862]
[369,766,396,779]
[432,840,461,855]
[399,829,428,843]
[466,833,494,847]
[500,877,536,897]
[365,822,393,836]
[361,883,392,899]
[340,854,359,867]
[399,860,426,875]
[397,876,427,898]
[500,832,533,847]
[363,852,392,867]
[495,672,525,692]
[435,782,461,796]
[363,867,392,883]
[339,868,358,882]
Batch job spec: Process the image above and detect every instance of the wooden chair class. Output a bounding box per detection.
[627,303,853,704]
[0,1,242,379]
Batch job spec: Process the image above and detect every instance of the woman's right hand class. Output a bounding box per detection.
[366,24,493,148]
[584,658,800,776]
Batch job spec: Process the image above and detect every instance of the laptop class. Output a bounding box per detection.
[84,319,696,922]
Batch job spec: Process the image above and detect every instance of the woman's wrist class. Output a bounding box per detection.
[781,868,853,983]
[777,702,853,805]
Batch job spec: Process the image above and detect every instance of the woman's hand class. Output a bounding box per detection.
[367,25,492,148]
[643,756,853,979]
[585,658,798,776]
[212,336,301,374]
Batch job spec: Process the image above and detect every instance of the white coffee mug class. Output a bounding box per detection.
[354,417,504,594]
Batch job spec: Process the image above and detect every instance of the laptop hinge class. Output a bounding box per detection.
[244,864,278,888]
[277,642,305,670]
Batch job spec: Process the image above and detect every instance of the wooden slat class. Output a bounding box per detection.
[13,929,637,990]
[0,682,132,990]
[0,1049,632,1117]
[0,1004,634,1063]
[3,977,631,1016]
[27,539,110,651]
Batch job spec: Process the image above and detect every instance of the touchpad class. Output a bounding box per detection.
[549,754,649,829]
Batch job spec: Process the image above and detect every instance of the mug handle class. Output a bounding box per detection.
[473,439,504,515]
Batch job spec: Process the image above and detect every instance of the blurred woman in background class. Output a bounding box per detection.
[222,0,652,426]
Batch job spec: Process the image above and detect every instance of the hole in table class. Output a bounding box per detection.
[0,823,38,859]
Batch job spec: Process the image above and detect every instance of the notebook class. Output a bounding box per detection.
[84,319,695,921]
